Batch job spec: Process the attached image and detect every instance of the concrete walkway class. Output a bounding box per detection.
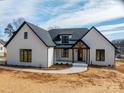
[0,65,87,74]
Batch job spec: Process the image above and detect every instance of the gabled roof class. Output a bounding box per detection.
[82,26,117,49]
[5,21,55,47]
[48,26,117,49]
[72,40,90,49]
[49,28,89,48]
[49,28,89,41]
[0,39,6,45]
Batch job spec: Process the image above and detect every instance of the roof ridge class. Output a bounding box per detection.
[49,28,89,31]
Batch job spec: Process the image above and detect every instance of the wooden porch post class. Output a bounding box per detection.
[88,49,90,64]
[86,49,88,64]
[72,49,74,63]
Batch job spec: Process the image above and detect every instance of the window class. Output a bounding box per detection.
[24,32,28,39]
[96,49,105,61]
[20,49,32,62]
[61,49,69,58]
[62,35,69,43]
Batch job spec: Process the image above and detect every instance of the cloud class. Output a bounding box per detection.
[0,0,41,26]
[97,23,124,31]
[40,0,124,29]
[102,30,124,35]
[0,0,124,40]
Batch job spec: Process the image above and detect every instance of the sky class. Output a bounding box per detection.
[0,0,124,41]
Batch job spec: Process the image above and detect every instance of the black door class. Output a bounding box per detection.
[78,49,83,61]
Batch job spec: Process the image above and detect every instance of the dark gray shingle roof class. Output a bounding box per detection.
[5,21,55,47]
[48,28,89,41]
[48,28,89,48]
[26,22,55,47]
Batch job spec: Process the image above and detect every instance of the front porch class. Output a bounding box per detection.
[54,40,90,65]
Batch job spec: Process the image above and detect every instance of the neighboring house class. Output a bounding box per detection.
[5,21,116,68]
[0,40,6,57]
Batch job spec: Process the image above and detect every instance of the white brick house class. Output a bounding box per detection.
[5,21,116,68]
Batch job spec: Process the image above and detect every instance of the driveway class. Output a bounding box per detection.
[0,64,87,74]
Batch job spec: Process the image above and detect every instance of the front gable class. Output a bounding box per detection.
[72,40,90,49]
[82,26,115,66]
[6,23,48,67]
[6,23,47,49]
[5,21,55,47]
[82,27,116,49]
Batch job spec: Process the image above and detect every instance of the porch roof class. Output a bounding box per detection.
[55,45,73,48]
[55,40,90,49]
[72,40,90,49]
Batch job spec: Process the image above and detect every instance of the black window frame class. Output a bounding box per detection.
[96,49,105,61]
[61,49,69,58]
[20,49,32,62]
[24,32,28,39]
[61,35,69,44]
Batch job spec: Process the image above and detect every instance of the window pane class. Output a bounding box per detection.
[61,49,69,58]
[62,36,69,43]
[20,49,32,62]
[20,50,23,61]
[96,51,100,61]
[96,50,105,61]
[24,50,28,61]
[24,32,28,39]
[28,50,32,62]
[101,51,105,61]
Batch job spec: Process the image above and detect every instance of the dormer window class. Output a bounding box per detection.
[62,35,69,44]
[24,32,28,39]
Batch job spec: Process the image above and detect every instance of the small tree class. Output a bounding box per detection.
[13,18,25,29]
[4,17,25,37]
[4,23,15,37]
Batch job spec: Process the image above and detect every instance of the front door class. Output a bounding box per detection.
[78,49,83,61]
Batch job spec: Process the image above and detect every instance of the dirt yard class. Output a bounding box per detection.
[0,62,124,93]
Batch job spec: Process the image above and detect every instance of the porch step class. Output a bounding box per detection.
[55,61,72,65]
[73,63,88,67]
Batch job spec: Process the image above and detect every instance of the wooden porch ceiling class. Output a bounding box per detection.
[72,40,90,49]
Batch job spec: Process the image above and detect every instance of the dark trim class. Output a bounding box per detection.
[26,23,49,47]
[81,26,117,49]
[56,44,73,45]
[27,23,55,47]
[55,47,89,49]
[24,32,28,39]
[20,49,32,62]
[4,21,55,47]
[96,49,105,61]
[4,22,26,47]
[58,34,72,35]
[93,27,117,49]
[71,39,90,49]
[55,47,72,49]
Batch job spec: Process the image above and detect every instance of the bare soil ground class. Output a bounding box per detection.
[0,62,124,93]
